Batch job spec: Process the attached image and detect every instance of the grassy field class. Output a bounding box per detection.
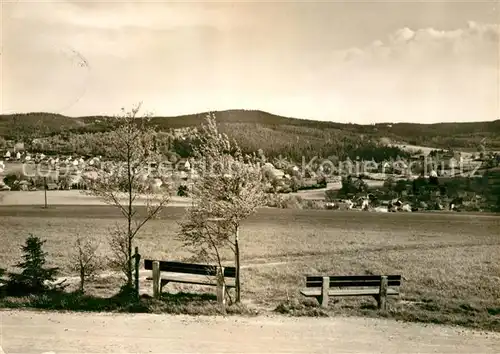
[0,190,193,207]
[0,205,499,330]
[393,143,476,159]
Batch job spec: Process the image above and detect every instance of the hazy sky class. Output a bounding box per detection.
[1,0,499,123]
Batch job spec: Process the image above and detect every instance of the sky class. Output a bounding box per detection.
[1,0,499,123]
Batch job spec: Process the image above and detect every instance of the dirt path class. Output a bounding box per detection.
[1,310,498,353]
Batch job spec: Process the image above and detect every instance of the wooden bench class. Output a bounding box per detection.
[144,259,236,304]
[300,275,401,310]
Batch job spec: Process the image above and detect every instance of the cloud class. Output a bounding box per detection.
[315,21,499,123]
[390,27,415,43]
[341,21,499,66]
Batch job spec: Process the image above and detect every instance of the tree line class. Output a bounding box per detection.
[24,122,412,163]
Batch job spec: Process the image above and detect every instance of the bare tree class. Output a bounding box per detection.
[178,114,266,303]
[68,235,104,293]
[82,103,171,289]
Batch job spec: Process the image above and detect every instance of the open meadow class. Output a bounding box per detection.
[1,203,499,330]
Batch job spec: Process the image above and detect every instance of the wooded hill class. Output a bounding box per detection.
[1,110,499,161]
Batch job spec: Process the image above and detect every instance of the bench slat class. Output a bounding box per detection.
[301,288,399,297]
[305,275,401,282]
[305,275,401,288]
[146,276,236,288]
[161,276,236,288]
[306,279,401,288]
[144,259,236,278]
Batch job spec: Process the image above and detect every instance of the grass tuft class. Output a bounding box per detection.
[0,290,259,316]
[274,298,329,317]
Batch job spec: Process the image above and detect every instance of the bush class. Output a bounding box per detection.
[300,200,325,210]
[68,235,105,293]
[0,267,6,296]
[324,189,337,202]
[339,175,368,196]
[383,176,396,190]
[289,176,301,192]
[297,183,326,191]
[317,176,327,188]
[30,176,48,189]
[3,173,22,188]
[177,185,189,197]
[266,194,303,209]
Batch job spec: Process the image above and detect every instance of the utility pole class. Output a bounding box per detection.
[43,176,48,208]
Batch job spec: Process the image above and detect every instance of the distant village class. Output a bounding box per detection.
[1,138,499,212]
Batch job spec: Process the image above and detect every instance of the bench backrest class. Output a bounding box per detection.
[144,259,236,278]
[305,275,401,288]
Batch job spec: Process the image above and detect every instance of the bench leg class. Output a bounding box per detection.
[216,279,226,307]
[216,267,226,307]
[378,276,388,311]
[152,261,161,299]
[319,276,329,308]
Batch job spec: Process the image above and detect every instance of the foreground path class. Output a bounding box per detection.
[1,310,499,353]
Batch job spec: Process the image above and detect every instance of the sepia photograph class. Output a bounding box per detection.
[0,0,499,352]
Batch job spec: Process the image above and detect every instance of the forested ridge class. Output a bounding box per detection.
[1,110,499,161]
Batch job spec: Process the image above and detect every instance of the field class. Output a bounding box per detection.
[1,202,499,330]
[289,180,385,200]
[0,190,193,207]
[393,143,478,159]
